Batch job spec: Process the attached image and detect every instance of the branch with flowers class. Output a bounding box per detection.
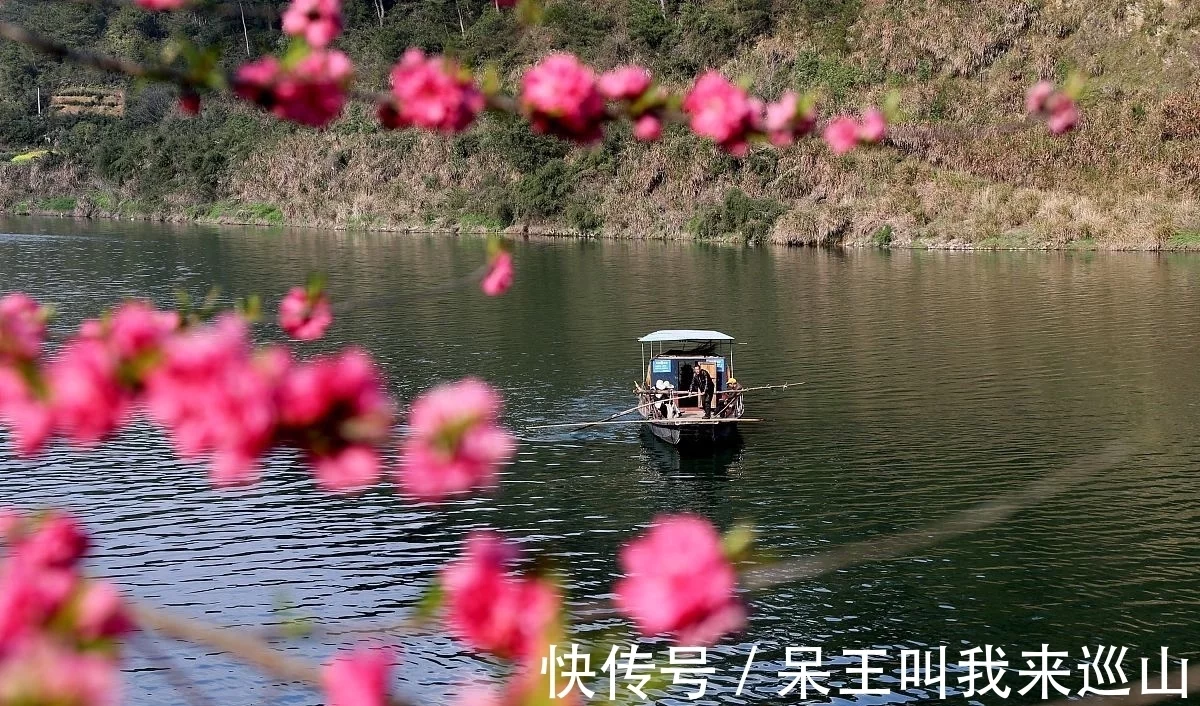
[0,0,1081,169]
[0,1,1115,705]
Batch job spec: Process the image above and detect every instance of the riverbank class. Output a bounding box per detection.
[5,1,1200,250]
[4,189,1200,251]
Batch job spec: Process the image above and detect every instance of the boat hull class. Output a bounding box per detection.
[645,420,739,449]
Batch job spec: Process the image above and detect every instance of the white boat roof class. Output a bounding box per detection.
[639,329,734,342]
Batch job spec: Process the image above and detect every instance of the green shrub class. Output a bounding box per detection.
[629,0,671,50]
[690,189,784,243]
[38,196,77,212]
[513,160,575,218]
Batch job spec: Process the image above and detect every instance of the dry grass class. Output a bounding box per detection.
[8,0,1200,248]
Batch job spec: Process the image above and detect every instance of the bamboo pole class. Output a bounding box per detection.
[526,382,802,430]
[530,418,761,429]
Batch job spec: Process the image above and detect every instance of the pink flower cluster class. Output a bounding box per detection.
[682,72,761,156]
[615,514,745,645]
[380,49,484,134]
[822,109,887,155]
[0,293,48,364]
[0,511,130,706]
[234,50,353,129]
[144,316,291,486]
[1026,81,1080,135]
[323,647,394,706]
[1,290,519,498]
[282,0,343,49]
[399,378,515,501]
[442,532,558,660]
[0,299,179,455]
[134,0,187,9]
[279,286,333,341]
[276,349,394,491]
[146,316,394,489]
[481,251,513,297]
[599,66,662,141]
[521,54,607,143]
[683,74,819,155]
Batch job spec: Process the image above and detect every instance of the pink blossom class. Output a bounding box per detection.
[1026,81,1080,135]
[275,349,393,487]
[1046,95,1079,135]
[311,446,382,493]
[823,116,860,155]
[18,512,89,569]
[282,0,343,48]
[763,91,816,147]
[0,639,119,706]
[398,378,515,501]
[135,0,188,9]
[0,563,76,646]
[521,54,607,143]
[235,51,353,129]
[144,316,285,486]
[46,339,126,447]
[323,647,393,706]
[102,301,179,360]
[858,108,887,143]
[481,251,513,297]
[1025,81,1055,115]
[74,583,133,640]
[598,66,652,101]
[682,72,757,156]
[0,368,53,455]
[633,114,662,141]
[442,532,559,659]
[0,293,48,364]
[614,514,744,645]
[384,49,484,134]
[278,286,333,341]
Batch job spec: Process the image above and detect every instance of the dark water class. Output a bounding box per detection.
[1,216,1199,705]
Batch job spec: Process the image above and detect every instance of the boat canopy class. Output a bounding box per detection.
[638,329,734,343]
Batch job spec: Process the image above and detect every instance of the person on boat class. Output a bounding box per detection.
[691,361,714,419]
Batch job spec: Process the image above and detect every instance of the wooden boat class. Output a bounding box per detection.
[634,330,745,449]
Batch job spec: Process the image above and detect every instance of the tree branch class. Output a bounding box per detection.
[129,602,418,706]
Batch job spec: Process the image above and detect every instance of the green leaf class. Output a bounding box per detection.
[305,271,327,297]
[236,294,262,322]
[882,89,902,122]
[413,580,445,624]
[480,64,502,96]
[281,38,313,71]
[516,0,545,27]
[1062,71,1087,101]
[721,522,756,563]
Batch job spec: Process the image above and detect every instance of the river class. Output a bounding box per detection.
[1,216,1198,705]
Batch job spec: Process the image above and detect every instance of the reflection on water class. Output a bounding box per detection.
[1,216,1199,705]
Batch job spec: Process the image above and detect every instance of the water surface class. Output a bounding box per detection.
[1,216,1198,705]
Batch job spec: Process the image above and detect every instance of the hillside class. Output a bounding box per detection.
[2,0,1200,248]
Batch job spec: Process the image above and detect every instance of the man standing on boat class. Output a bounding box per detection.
[691,361,714,419]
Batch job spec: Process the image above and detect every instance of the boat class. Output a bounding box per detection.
[634,330,746,449]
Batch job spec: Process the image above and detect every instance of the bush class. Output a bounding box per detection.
[690,189,785,243]
[513,160,576,219]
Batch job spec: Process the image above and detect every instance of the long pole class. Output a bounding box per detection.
[530,418,762,430]
[526,381,803,430]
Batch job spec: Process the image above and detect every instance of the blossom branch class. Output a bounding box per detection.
[128,632,220,706]
[741,441,1133,590]
[129,602,418,706]
[0,21,201,88]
